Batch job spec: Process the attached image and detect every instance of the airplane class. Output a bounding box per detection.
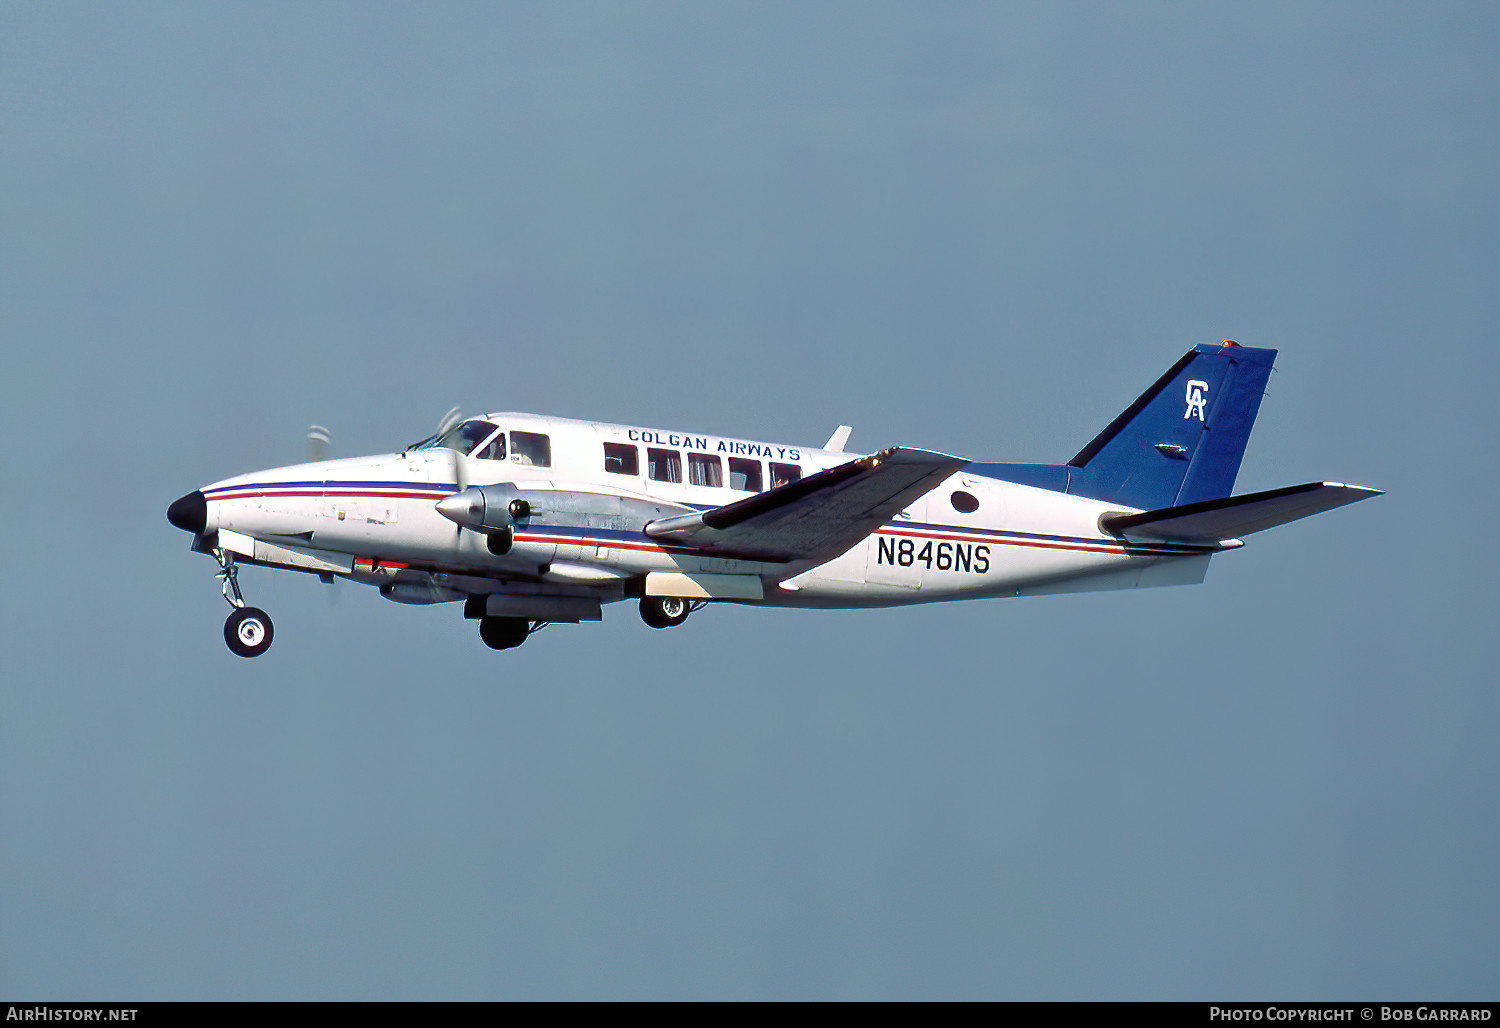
[167,341,1380,656]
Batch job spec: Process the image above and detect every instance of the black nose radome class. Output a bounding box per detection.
[167,490,206,534]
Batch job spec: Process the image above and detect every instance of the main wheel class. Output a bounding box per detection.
[479,616,530,650]
[640,596,690,629]
[224,606,274,657]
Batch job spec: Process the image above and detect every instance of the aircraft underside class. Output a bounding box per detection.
[180,500,1215,655]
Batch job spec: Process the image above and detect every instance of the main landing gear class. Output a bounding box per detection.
[639,596,701,629]
[215,549,274,657]
[478,616,530,651]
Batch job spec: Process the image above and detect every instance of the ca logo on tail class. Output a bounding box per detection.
[1185,380,1209,421]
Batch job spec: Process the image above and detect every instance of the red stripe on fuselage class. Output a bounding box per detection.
[874,525,1128,555]
[210,489,450,502]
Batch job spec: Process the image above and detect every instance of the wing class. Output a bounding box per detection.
[644,446,968,563]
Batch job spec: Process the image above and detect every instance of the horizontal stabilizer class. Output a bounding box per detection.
[1100,482,1382,542]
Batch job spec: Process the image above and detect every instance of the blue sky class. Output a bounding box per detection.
[2,1,1496,999]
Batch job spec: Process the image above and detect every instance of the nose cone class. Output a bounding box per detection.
[167,490,207,534]
[435,487,485,529]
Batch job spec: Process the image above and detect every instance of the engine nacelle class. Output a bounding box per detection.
[438,484,693,542]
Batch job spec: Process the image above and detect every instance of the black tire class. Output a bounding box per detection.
[224,606,274,657]
[479,616,530,650]
[640,596,690,629]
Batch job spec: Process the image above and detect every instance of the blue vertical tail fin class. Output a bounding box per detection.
[1065,342,1276,510]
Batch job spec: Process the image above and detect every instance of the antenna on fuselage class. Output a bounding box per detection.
[824,425,853,452]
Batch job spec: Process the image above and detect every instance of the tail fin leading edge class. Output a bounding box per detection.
[1066,342,1276,510]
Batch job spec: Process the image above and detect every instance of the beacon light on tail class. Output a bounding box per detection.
[167,343,1380,656]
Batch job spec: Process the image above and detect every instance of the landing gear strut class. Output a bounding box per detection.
[215,548,274,657]
[639,596,693,629]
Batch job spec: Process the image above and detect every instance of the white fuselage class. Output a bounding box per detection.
[195,412,1215,610]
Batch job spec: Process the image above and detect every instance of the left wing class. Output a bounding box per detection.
[644,446,968,563]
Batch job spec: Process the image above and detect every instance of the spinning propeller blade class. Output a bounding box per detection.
[441,408,467,538]
[306,425,331,463]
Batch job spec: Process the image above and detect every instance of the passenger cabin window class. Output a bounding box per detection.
[688,453,722,488]
[728,457,762,492]
[604,442,638,475]
[647,447,681,483]
[770,462,802,489]
[510,431,551,468]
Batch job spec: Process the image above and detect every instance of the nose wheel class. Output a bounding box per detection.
[215,548,275,657]
[225,606,275,657]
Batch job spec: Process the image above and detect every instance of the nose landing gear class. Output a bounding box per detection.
[215,548,274,657]
[225,605,274,657]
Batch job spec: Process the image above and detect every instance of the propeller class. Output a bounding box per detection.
[301,425,341,601]
[306,425,331,463]
[323,569,343,608]
[449,442,468,540]
[438,407,467,540]
[394,406,470,539]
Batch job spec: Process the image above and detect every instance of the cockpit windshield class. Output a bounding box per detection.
[414,419,501,456]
